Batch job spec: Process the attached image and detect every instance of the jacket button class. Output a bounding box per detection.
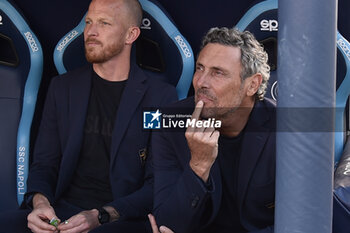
[191,196,200,208]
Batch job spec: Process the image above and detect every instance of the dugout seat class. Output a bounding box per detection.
[334,136,350,233]
[235,0,278,101]
[335,32,350,165]
[333,32,350,233]
[235,3,350,228]
[53,0,194,100]
[0,0,43,211]
[235,0,350,166]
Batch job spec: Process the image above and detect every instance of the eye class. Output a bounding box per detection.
[85,20,92,25]
[213,70,224,76]
[195,65,204,71]
[101,21,110,26]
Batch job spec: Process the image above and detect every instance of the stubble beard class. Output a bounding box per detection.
[85,40,123,63]
[195,87,245,120]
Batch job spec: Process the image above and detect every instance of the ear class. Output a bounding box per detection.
[125,26,141,45]
[246,73,262,97]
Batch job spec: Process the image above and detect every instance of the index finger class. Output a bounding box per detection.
[159,226,175,233]
[191,100,204,121]
[30,217,57,231]
[57,216,77,231]
[148,214,159,233]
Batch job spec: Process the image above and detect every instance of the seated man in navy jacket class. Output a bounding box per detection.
[152,27,275,233]
[0,0,176,232]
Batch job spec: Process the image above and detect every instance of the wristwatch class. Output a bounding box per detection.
[97,207,110,224]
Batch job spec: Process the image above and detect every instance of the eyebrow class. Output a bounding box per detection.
[197,62,229,74]
[85,14,113,21]
[209,66,230,74]
[212,66,226,72]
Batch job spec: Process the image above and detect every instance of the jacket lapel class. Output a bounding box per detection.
[56,66,92,198]
[209,160,222,222]
[110,64,147,164]
[237,101,271,213]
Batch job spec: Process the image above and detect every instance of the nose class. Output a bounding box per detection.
[193,71,209,89]
[84,22,98,38]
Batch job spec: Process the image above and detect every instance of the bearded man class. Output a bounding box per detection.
[0,0,176,232]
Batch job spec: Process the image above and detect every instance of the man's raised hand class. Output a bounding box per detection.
[185,100,220,182]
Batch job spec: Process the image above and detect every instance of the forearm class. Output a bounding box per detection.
[154,165,213,233]
[32,193,51,209]
[27,79,62,202]
[189,158,213,183]
[102,206,120,222]
[26,169,57,204]
[107,178,153,220]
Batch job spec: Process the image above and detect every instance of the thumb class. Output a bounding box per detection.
[43,208,60,226]
[159,225,174,233]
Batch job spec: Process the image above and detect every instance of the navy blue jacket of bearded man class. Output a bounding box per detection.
[25,63,178,220]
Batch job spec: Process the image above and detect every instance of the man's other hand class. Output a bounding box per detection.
[58,209,100,233]
[27,193,59,233]
[148,214,174,233]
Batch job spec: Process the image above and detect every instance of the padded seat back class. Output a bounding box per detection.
[235,0,350,166]
[333,33,350,233]
[335,32,350,164]
[0,0,43,210]
[236,0,278,100]
[334,136,350,233]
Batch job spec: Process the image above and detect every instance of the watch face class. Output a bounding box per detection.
[98,208,110,224]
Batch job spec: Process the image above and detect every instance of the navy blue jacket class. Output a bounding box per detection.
[26,64,177,220]
[152,97,276,233]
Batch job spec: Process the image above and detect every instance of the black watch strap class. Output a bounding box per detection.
[97,207,110,224]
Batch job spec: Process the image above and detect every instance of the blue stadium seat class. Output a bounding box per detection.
[235,0,350,167]
[236,0,278,101]
[235,2,350,229]
[334,136,350,233]
[334,34,350,228]
[53,0,194,100]
[335,32,350,165]
[0,0,43,211]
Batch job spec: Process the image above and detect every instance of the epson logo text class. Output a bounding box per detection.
[260,19,278,32]
[174,35,192,58]
[337,38,350,62]
[57,30,79,51]
[24,32,39,52]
